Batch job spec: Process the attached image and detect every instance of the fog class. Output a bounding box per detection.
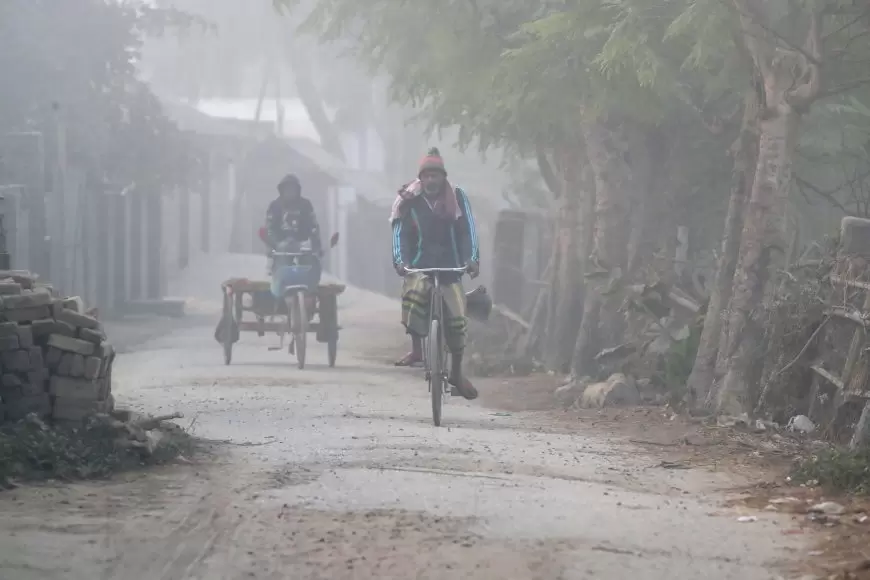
[3,0,870,467]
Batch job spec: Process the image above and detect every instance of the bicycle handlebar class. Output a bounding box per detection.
[272,251,319,257]
[403,266,467,274]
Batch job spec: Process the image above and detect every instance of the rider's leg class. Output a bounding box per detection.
[442,282,478,400]
[396,273,430,366]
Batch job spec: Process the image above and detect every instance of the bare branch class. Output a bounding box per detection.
[815,77,870,101]
[786,8,822,108]
[535,146,561,198]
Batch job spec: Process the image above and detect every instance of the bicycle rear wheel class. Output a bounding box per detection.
[429,318,443,426]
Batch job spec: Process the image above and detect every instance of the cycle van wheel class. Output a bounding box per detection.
[294,293,308,369]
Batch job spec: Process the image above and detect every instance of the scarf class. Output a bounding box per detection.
[388,179,461,223]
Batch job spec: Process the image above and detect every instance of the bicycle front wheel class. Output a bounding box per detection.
[429,318,443,426]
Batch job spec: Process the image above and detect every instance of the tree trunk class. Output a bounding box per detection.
[686,87,759,409]
[571,120,631,376]
[713,1,820,416]
[286,43,346,161]
[543,145,584,372]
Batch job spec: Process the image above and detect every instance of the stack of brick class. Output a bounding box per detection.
[0,271,115,423]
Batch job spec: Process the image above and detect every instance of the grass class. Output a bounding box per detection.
[791,447,870,494]
[0,415,199,486]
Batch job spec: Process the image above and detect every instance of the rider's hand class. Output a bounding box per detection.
[467,261,480,279]
[394,263,406,277]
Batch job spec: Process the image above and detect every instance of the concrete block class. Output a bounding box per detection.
[840,217,870,257]
[29,347,43,371]
[45,347,63,369]
[95,342,114,360]
[4,306,51,323]
[57,353,73,376]
[1,373,22,388]
[0,283,21,295]
[21,377,46,396]
[46,334,95,356]
[31,319,76,339]
[54,308,100,330]
[16,325,33,349]
[5,393,51,420]
[62,297,83,312]
[49,376,101,400]
[2,291,51,310]
[0,335,19,351]
[0,385,22,403]
[2,349,30,372]
[70,354,85,378]
[0,321,18,338]
[83,356,101,380]
[78,327,106,344]
[25,369,48,393]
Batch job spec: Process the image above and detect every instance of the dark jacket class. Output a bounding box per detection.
[266,196,322,253]
[391,187,479,280]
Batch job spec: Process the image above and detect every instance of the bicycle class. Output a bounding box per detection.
[271,249,319,369]
[403,266,467,427]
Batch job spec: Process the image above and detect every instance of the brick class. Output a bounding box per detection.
[45,346,62,369]
[21,379,45,396]
[2,349,30,372]
[2,291,51,310]
[49,376,101,400]
[31,319,76,339]
[0,271,35,289]
[4,306,51,323]
[1,373,22,388]
[0,283,21,295]
[52,398,108,421]
[28,347,43,370]
[78,327,106,344]
[57,353,73,376]
[0,321,18,337]
[95,341,115,360]
[27,368,48,385]
[0,386,22,403]
[16,325,33,349]
[46,334,95,356]
[70,354,85,378]
[54,308,100,330]
[83,356,101,380]
[0,335,19,351]
[5,393,51,421]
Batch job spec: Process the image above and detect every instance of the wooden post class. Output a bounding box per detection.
[146,191,162,300]
[179,188,190,270]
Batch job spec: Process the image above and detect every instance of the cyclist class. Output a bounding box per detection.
[265,173,323,288]
[391,147,480,400]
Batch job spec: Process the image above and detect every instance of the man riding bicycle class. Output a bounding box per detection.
[265,173,323,288]
[391,148,480,400]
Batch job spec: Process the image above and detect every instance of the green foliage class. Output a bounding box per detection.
[792,447,870,494]
[661,321,702,403]
[0,0,200,191]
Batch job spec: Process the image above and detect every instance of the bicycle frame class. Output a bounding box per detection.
[402,267,466,377]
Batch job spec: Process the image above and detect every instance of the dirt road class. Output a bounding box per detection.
[0,255,806,579]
